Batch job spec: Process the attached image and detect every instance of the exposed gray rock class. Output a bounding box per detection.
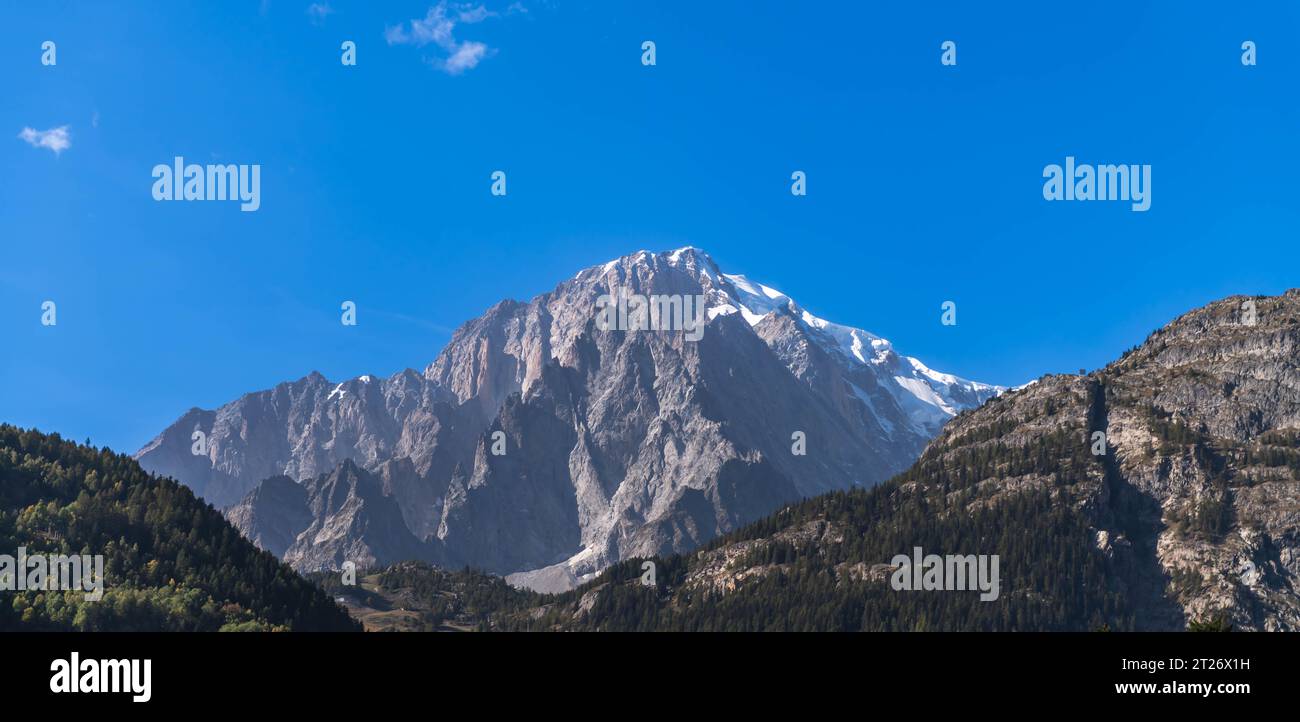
[223,474,311,558]
[142,247,1002,587]
[227,459,434,573]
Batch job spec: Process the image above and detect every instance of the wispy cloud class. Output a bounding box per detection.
[456,5,494,23]
[306,2,333,25]
[445,41,489,74]
[367,307,459,335]
[18,126,71,155]
[385,2,501,75]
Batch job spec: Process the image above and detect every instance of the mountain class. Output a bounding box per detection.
[136,247,1002,589]
[225,460,431,572]
[0,425,358,631]
[460,290,1300,630]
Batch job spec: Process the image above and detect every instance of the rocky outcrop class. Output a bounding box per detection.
[222,475,311,558]
[851,287,1300,629]
[227,459,435,573]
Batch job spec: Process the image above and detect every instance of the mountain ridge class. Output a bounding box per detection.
[137,247,1003,590]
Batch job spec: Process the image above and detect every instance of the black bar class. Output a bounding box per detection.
[2,631,1285,710]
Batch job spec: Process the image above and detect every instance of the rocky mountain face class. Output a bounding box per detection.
[1092,291,1300,629]
[136,248,1001,588]
[222,460,431,572]
[499,291,1300,630]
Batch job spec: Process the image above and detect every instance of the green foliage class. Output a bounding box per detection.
[1187,614,1233,632]
[0,425,359,631]
[1244,430,1300,477]
[320,562,546,631]
[1140,405,1205,453]
[1190,495,1232,540]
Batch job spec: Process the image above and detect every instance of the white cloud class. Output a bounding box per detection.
[457,5,494,23]
[444,41,489,74]
[306,3,333,25]
[18,126,71,155]
[386,2,501,75]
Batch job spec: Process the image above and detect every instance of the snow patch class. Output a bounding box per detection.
[708,303,739,320]
[588,247,1009,437]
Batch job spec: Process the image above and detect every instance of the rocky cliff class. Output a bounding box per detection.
[137,248,1001,589]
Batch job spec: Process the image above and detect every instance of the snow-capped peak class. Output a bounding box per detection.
[593,246,1005,434]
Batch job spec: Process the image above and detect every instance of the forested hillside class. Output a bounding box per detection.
[0,425,358,631]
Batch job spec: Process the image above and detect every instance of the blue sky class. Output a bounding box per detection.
[2,1,1298,453]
